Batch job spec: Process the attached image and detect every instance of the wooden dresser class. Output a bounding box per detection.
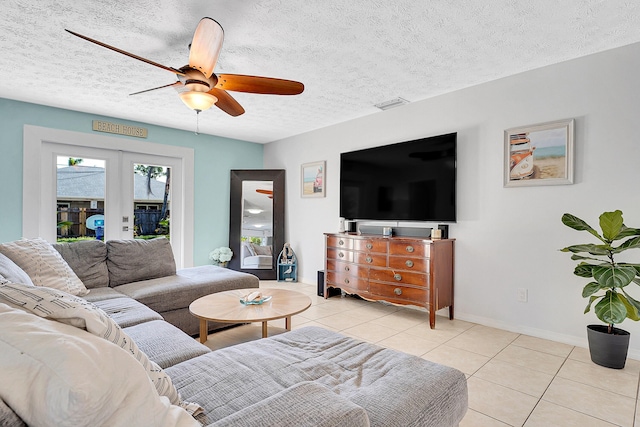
[324,233,455,329]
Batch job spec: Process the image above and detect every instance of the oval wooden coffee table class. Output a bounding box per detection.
[189,288,312,343]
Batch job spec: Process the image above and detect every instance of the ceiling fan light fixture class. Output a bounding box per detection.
[179,91,217,112]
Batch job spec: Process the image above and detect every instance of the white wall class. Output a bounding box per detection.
[264,42,640,357]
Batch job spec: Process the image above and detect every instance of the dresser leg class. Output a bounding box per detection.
[449,304,454,320]
[429,310,436,329]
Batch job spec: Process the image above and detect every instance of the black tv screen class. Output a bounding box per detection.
[340,133,456,222]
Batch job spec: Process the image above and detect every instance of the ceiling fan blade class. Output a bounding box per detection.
[208,88,245,116]
[188,18,224,79]
[216,74,304,95]
[129,82,182,96]
[65,29,185,76]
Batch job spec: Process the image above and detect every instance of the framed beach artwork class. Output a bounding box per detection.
[301,161,325,198]
[504,119,575,187]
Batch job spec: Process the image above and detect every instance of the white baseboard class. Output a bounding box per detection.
[452,310,640,361]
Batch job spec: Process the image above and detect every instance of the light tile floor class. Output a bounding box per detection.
[203,281,640,427]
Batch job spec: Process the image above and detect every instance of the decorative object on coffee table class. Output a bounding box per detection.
[189,288,311,343]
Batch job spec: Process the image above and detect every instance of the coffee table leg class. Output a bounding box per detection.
[262,321,268,338]
[199,319,208,343]
[285,316,291,331]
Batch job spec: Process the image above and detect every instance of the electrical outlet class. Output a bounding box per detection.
[517,288,528,302]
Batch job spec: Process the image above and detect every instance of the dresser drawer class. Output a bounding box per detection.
[355,252,387,267]
[369,282,427,303]
[389,241,430,258]
[326,272,369,291]
[369,268,428,287]
[326,235,353,250]
[353,239,388,253]
[326,259,368,279]
[388,256,429,272]
[326,248,354,263]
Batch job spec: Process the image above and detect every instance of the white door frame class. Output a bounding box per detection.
[23,125,195,268]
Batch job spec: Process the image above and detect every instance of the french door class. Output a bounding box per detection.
[23,125,194,267]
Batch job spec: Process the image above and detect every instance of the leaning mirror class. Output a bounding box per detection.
[228,170,284,280]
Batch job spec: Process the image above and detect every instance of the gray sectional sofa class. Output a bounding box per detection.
[53,238,259,335]
[0,237,468,426]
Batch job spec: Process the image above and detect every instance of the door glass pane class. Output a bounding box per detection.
[133,164,171,241]
[56,156,105,242]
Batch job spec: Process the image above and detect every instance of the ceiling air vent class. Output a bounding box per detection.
[374,97,409,111]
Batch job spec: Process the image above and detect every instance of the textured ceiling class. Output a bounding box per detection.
[2,1,640,143]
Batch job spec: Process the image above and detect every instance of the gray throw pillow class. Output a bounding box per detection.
[53,240,109,289]
[106,238,176,287]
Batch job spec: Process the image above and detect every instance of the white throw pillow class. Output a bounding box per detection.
[0,283,201,416]
[0,238,88,296]
[0,303,200,427]
[0,252,34,286]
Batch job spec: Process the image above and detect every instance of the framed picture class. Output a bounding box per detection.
[301,161,325,197]
[504,119,575,187]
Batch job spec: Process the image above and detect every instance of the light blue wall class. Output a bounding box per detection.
[0,98,263,266]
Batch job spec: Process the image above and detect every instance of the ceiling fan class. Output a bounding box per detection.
[65,18,304,117]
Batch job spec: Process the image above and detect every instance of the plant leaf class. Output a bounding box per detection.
[561,244,610,256]
[582,282,602,298]
[612,236,640,254]
[594,290,627,324]
[620,288,640,319]
[599,210,623,242]
[584,295,598,314]
[593,265,637,289]
[570,254,605,262]
[615,225,640,240]
[617,293,640,321]
[562,213,605,242]
[574,263,596,278]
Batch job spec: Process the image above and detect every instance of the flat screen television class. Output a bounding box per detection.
[340,133,456,222]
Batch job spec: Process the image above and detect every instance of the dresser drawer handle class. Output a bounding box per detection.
[394,287,403,296]
[338,240,345,246]
[405,260,414,268]
[344,278,350,285]
[366,243,373,250]
[366,256,373,264]
[345,266,350,272]
[339,252,345,258]
[394,273,402,281]
[406,246,414,253]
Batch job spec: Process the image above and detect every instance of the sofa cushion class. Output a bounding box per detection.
[114,265,259,313]
[209,382,370,427]
[0,303,200,427]
[92,297,164,328]
[82,286,127,302]
[0,283,199,415]
[0,252,34,286]
[167,326,468,427]
[0,238,88,296]
[54,240,109,288]
[124,320,210,368]
[106,238,176,287]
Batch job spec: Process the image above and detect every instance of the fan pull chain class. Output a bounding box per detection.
[195,110,201,135]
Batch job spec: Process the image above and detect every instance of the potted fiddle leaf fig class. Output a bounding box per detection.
[560,210,640,369]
